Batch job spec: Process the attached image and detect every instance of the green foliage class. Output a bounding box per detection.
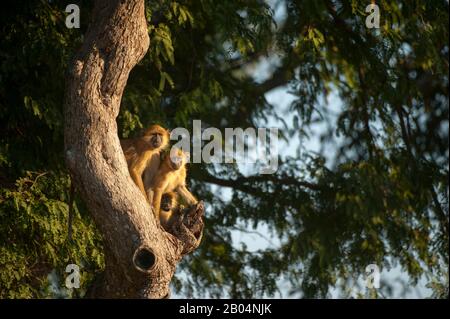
[0,172,103,298]
[0,0,448,298]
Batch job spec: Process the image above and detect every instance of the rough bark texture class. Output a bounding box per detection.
[64,0,204,298]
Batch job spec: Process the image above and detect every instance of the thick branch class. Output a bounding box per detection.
[203,173,322,194]
[255,62,295,94]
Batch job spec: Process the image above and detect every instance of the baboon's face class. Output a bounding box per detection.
[150,133,163,148]
[144,125,169,150]
[168,149,187,170]
[161,194,173,212]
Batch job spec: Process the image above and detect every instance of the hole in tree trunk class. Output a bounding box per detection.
[133,247,156,272]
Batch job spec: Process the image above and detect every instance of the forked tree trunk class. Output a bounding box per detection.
[64,0,203,298]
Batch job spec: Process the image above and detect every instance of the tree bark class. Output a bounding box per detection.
[64,0,203,298]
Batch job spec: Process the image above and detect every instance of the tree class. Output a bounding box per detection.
[63,0,204,298]
[0,0,448,298]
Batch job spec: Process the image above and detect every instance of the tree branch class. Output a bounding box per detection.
[203,173,322,195]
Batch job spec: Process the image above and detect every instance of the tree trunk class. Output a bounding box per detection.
[64,0,204,298]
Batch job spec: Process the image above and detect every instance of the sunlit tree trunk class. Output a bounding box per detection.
[64,0,204,298]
